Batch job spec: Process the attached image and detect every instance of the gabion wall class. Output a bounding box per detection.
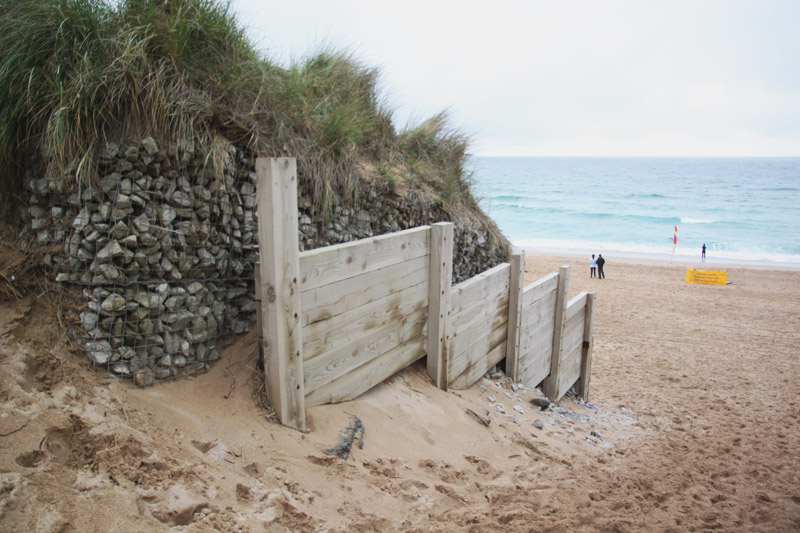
[20,138,509,386]
[21,138,259,386]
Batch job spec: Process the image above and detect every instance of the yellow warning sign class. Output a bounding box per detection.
[685,268,728,285]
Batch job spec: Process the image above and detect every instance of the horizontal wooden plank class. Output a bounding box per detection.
[303,306,428,398]
[449,332,507,390]
[520,318,554,360]
[304,333,427,407]
[303,286,428,363]
[450,300,508,358]
[565,292,588,322]
[303,282,428,360]
[299,227,430,292]
[519,338,552,386]
[558,312,585,395]
[450,281,509,334]
[300,255,429,327]
[522,272,559,309]
[448,319,507,385]
[518,288,557,389]
[449,263,510,314]
[521,290,557,338]
[518,345,551,389]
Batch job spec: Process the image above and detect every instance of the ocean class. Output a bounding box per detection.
[470,157,800,266]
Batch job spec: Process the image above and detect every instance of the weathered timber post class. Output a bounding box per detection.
[427,222,454,389]
[255,157,306,431]
[542,264,570,402]
[505,248,525,382]
[576,291,596,400]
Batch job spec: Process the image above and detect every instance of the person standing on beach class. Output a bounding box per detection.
[597,254,606,279]
[589,254,597,278]
[702,244,706,262]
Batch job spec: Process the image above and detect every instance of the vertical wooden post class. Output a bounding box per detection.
[505,248,525,382]
[543,264,570,401]
[255,158,306,431]
[576,291,596,400]
[427,222,454,390]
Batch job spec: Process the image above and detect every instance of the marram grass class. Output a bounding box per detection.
[0,0,480,220]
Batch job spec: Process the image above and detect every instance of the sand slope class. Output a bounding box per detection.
[1,255,799,531]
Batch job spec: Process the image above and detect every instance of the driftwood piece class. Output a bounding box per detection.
[324,414,365,460]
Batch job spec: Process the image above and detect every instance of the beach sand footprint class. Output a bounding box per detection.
[191,440,217,454]
[15,450,45,468]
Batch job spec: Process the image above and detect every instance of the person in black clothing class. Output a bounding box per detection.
[596,254,605,279]
[702,243,706,262]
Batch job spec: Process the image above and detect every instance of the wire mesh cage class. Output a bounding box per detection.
[19,138,259,386]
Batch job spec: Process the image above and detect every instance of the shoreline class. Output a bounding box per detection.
[517,246,800,271]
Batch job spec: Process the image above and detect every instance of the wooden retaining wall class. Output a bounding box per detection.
[256,158,595,429]
[447,263,511,389]
[300,227,431,408]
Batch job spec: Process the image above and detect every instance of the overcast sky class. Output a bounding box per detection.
[229,0,800,157]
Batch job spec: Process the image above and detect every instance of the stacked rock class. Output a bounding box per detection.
[22,137,259,385]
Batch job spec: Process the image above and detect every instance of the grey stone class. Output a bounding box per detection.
[530,398,552,411]
[158,205,177,226]
[142,136,159,155]
[98,263,121,282]
[124,145,140,162]
[132,213,151,232]
[119,178,132,196]
[186,281,204,294]
[153,366,172,379]
[171,190,194,208]
[86,341,112,365]
[100,294,126,313]
[111,362,130,375]
[100,173,122,194]
[96,241,124,261]
[110,221,129,240]
[134,369,154,387]
[72,208,91,232]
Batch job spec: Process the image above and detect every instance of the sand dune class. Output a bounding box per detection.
[1,254,798,531]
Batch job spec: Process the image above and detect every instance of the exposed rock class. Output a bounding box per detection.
[86,341,112,365]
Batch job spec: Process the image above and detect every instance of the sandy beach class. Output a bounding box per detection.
[1,253,799,531]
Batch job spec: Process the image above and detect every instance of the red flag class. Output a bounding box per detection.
[673,225,678,253]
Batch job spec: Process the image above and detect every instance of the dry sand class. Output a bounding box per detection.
[1,253,799,531]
